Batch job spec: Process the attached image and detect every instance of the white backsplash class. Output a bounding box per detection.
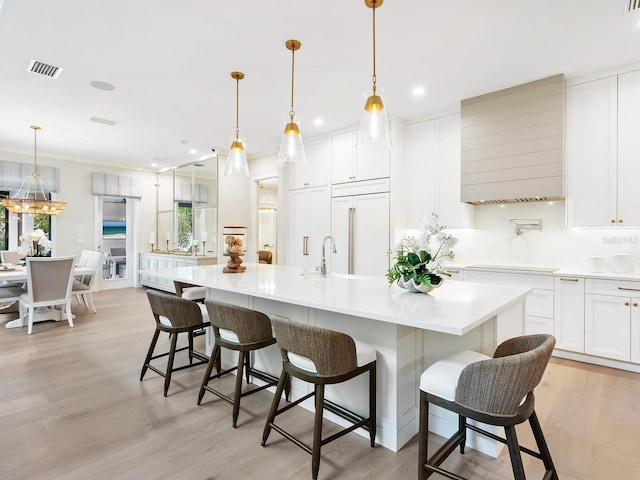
[448,201,640,272]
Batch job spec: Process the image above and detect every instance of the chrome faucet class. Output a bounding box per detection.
[320,236,337,277]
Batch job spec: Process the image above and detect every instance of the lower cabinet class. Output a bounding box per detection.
[139,253,217,292]
[553,276,585,353]
[584,278,640,363]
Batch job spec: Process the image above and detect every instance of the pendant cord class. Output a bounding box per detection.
[372,1,377,96]
[235,77,240,141]
[289,47,296,122]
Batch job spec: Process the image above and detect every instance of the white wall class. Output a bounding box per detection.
[0,150,157,260]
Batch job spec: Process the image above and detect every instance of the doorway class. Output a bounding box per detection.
[97,196,136,289]
[257,178,278,264]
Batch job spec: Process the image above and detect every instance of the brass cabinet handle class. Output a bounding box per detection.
[448,269,460,274]
[560,278,579,282]
[619,219,624,223]
[303,236,309,256]
[634,303,638,307]
[625,301,630,306]
[618,287,640,292]
[611,219,616,223]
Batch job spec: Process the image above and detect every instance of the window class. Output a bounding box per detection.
[177,201,193,251]
[0,191,8,250]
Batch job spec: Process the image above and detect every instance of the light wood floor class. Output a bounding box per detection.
[1,287,639,480]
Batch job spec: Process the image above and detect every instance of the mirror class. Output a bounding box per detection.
[153,156,218,256]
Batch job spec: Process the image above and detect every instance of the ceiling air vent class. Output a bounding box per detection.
[625,0,640,11]
[27,59,63,79]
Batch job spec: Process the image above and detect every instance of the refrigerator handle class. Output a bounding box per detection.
[348,207,355,274]
[303,236,309,256]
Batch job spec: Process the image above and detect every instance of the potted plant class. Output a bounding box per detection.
[386,213,458,293]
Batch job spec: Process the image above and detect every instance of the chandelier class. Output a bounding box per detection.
[1,126,67,215]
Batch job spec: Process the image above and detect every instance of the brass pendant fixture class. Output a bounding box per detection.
[225,71,250,176]
[1,125,67,215]
[357,0,392,149]
[277,39,307,166]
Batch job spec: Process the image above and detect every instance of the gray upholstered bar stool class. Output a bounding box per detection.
[197,300,281,428]
[140,290,211,396]
[418,334,558,480]
[262,318,377,480]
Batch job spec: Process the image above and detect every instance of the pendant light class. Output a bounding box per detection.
[277,39,307,166]
[357,0,391,149]
[225,71,249,176]
[1,125,67,215]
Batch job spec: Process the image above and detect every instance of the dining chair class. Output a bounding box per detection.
[19,256,76,335]
[72,250,102,313]
[1,250,23,264]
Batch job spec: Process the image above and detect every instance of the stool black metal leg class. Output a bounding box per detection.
[504,425,526,480]
[164,331,179,396]
[188,331,194,365]
[262,371,289,446]
[312,384,325,480]
[232,351,246,428]
[458,415,467,454]
[418,393,435,480]
[529,411,559,480]
[369,364,376,447]
[140,329,160,381]
[197,344,220,405]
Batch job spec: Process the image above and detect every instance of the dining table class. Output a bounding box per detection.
[0,263,93,329]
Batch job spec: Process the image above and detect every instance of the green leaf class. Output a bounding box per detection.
[407,252,421,266]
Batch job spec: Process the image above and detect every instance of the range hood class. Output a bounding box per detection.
[460,74,565,205]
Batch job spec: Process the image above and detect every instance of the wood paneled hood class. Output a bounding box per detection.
[460,74,565,205]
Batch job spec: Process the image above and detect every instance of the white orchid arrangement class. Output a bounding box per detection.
[386,213,458,288]
[17,229,52,257]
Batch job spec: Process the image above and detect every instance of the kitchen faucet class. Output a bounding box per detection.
[320,236,337,277]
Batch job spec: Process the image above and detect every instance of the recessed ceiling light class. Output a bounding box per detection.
[90,80,115,91]
[413,86,425,96]
[151,163,158,167]
[313,118,324,126]
[189,148,197,154]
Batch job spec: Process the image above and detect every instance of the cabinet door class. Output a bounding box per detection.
[585,294,630,361]
[287,189,309,267]
[331,193,389,276]
[566,77,618,227]
[306,186,331,269]
[616,70,640,226]
[331,131,355,184]
[406,120,437,228]
[354,143,389,182]
[288,137,331,189]
[553,276,585,353]
[632,297,640,364]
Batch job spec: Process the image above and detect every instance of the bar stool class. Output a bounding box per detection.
[197,300,281,428]
[262,317,377,480]
[418,334,558,480]
[174,280,206,303]
[140,290,210,396]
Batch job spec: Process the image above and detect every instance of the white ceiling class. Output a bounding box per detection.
[0,0,639,173]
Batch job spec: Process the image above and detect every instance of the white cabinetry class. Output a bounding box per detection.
[584,278,640,362]
[406,114,473,228]
[331,180,390,276]
[286,185,331,270]
[567,71,640,227]
[553,276,585,353]
[138,253,217,292]
[464,270,553,335]
[287,137,330,189]
[331,130,390,184]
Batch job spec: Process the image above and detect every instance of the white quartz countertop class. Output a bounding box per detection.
[450,263,640,281]
[145,263,530,336]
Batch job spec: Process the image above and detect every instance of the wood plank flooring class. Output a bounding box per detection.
[1,287,639,479]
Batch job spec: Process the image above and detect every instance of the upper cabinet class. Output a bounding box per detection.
[331,130,390,184]
[287,137,331,190]
[406,114,473,229]
[567,71,640,227]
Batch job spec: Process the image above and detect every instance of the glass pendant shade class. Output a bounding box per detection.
[357,95,391,149]
[278,119,307,166]
[225,138,249,176]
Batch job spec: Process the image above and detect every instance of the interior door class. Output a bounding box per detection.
[96,196,136,290]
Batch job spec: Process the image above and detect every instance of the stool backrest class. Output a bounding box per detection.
[204,299,273,344]
[271,317,358,376]
[146,289,203,328]
[455,334,556,417]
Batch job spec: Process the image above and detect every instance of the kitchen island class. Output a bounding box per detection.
[143,263,530,453]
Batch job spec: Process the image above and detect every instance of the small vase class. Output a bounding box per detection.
[397,277,443,294]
